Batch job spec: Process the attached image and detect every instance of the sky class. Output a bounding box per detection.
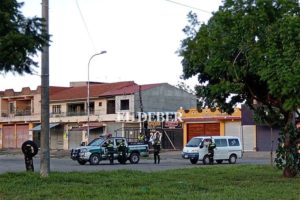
[0,0,223,91]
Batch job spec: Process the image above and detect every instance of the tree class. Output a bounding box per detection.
[0,0,49,74]
[176,80,196,95]
[179,0,300,177]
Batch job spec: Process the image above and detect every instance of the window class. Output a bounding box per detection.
[214,139,228,147]
[228,139,240,146]
[107,100,115,114]
[98,102,102,106]
[52,105,61,114]
[120,99,129,110]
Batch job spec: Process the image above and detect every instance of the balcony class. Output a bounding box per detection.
[49,110,135,123]
[0,110,39,122]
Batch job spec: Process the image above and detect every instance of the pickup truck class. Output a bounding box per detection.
[70,137,149,165]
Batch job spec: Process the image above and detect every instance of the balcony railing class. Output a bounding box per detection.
[1,110,32,117]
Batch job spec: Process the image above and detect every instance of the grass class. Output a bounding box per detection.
[0,165,299,200]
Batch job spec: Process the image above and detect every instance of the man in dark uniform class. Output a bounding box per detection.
[153,136,161,164]
[117,139,127,164]
[106,140,114,165]
[208,138,216,165]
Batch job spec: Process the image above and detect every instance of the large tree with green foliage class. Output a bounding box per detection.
[179,0,300,177]
[0,0,49,74]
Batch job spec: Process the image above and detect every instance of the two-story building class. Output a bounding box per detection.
[0,81,197,150]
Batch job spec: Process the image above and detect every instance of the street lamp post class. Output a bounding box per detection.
[87,51,107,143]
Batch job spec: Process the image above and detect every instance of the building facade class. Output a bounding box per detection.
[0,81,196,150]
[179,107,257,151]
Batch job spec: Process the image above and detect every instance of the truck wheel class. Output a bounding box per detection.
[216,160,223,164]
[89,154,100,165]
[77,160,87,165]
[190,158,198,164]
[229,154,237,164]
[129,153,140,164]
[202,155,210,165]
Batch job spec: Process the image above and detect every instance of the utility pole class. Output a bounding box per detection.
[40,0,50,177]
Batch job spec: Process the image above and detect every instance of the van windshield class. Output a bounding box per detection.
[186,138,202,147]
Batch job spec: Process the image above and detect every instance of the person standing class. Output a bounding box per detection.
[107,140,114,165]
[208,138,216,165]
[153,131,161,164]
[117,139,127,164]
[138,133,145,143]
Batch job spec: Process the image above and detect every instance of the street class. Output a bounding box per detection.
[0,151,271,174]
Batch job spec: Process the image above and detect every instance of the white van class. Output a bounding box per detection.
[182,136,243,165]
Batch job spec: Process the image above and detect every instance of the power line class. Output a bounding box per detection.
[75,0,97,50]
[164,0,211,14]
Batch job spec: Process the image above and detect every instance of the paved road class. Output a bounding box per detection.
[0,151,271,174]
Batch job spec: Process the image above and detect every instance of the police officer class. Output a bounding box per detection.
[208,138,216,165]
[138,133,145,143]
[106,140,114,165]
[153,132,161,164]
[117,139,127,164]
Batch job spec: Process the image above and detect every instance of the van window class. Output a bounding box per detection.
[186,138,203,147]
[214,139,228,147]
[228,138,240,146]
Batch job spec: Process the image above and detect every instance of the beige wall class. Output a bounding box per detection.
[33,94,41,115]
[115,95,134,113]
[94,99,107,115]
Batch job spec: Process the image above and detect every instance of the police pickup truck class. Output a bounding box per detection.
[71,137,149,165]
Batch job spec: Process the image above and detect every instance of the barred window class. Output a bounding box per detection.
[52,105,61,114]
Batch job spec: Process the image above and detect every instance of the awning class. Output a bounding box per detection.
[70,126,103,131]
[31,123,60,131]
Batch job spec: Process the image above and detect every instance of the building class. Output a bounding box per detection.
[0,81,196,150]
[180,105,285,152]
[179,107,257,151]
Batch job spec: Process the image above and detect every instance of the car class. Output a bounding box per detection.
[182,136,243,165]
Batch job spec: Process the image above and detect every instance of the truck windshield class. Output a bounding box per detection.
[186,138,202,147]
[88,138,105,146]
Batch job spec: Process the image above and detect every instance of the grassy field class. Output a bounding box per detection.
[0,165,299,200]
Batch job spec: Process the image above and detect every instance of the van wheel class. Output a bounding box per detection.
[216,160,223,164]
[90,154,100,165]
[190,158,198,164]
[202,155,210,165]
[229,154,237,164]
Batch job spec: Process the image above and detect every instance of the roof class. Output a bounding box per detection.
[50,81,136,101]
[31,123,60,131]
[101,83,163,96]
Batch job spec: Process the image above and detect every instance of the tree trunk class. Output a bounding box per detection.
[283,167,297,178]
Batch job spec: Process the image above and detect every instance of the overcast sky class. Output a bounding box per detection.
[0,0,223,91]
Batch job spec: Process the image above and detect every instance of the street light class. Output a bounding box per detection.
[87,51,107,143]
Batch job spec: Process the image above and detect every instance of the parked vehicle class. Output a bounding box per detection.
[182,136,243,164]
[71,137,149,165]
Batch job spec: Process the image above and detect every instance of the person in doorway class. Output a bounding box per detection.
[208,138,216,165]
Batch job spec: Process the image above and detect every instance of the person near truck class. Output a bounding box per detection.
[208,138,216,165]
[106,140,114,165]
[117,139,127,164]
[138,133,145,143]
[153,131,162,164]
